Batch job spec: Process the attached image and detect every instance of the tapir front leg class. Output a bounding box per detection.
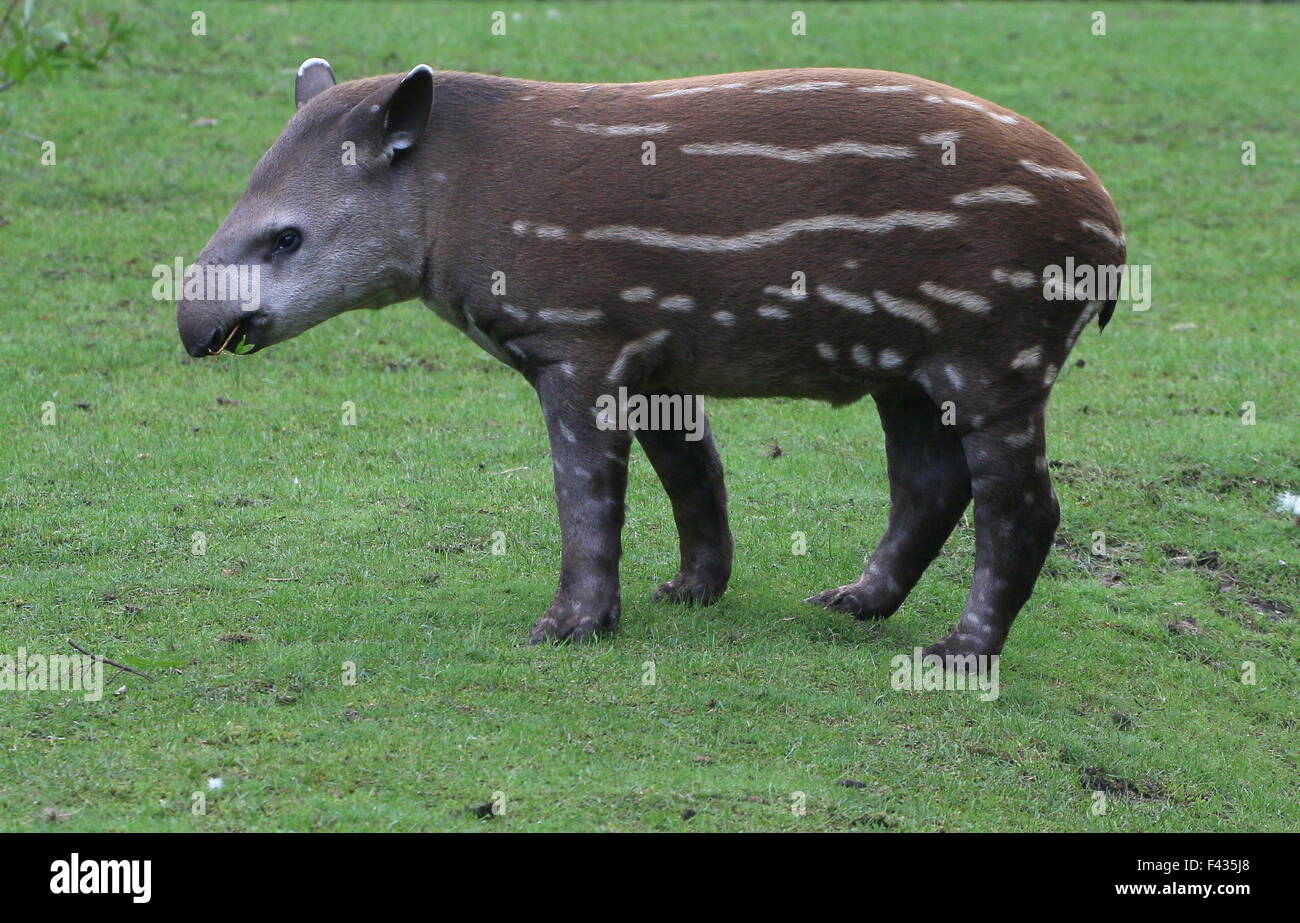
[528,368,632,644]
[635,404,733,606]
[924,409,1059,658]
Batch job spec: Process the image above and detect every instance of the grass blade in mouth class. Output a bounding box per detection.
[214,323,242,355]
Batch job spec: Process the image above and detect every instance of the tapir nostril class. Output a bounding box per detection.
[186,326,226,358]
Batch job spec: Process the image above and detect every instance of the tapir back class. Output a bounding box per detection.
[422,67,1124,419]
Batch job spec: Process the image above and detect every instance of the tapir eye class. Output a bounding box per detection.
[272,229,302,255]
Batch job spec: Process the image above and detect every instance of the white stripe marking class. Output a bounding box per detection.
[647,82,746,99]
[859,85,914,94]
[952,186,1037,206]
[920,130,961,145]
[754,81,849,93]
[1019,159,1087,181]
[607,330,671,382]
[874,290,939,331]
[501,303,530,322]
[919,281,992,314]
[757,305,791,320]
[583,211,959,253]
[1065,301,1104,351]
[511,220,571,239]
[537,309,603,324]
[816,284,875,315]
[680,140,914,161]
[550,118,670,136]
[1080,219,1126,248]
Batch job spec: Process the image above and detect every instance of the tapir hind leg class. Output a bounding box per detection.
[635,403,733,605]
[923,407,1059,658]
[527,368,632,644]
[806,381,971,618]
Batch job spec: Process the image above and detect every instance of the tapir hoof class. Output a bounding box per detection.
[804,580,901,620]
[652,570,726,606]
[528,601,620,645]
[921,631,1003,663]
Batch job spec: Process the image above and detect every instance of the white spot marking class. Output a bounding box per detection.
[920,130,961,145]
[656,295,695,312]
[816,343,836,361]
[1010,346,1043,370]
[1004,422,1036,448]
[757,305,791,320]
[877,348,905,370]
[992,267,1038,289]
[944,365,964,389]
[620,286,656,303]
[711,311,736,326]
[763,284,807,302]
[851,344,872,368]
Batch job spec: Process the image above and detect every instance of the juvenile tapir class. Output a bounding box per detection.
[177,60,1125,659]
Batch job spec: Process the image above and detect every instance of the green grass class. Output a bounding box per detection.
[1,0,1297,832]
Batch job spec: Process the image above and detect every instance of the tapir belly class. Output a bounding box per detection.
[445,68,1125,409]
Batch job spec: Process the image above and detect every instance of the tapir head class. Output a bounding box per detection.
[177,59,435,357]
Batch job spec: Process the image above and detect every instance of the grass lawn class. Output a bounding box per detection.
[1,1,1296,832]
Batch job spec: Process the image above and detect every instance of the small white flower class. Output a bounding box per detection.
[208,777,223,791]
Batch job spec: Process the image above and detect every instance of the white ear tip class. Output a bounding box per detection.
[298,57,332,77]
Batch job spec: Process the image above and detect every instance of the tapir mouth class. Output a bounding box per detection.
[185,314,267,358]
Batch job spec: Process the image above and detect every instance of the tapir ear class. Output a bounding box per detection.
[380,65,434,159]
[295,58,336,109]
